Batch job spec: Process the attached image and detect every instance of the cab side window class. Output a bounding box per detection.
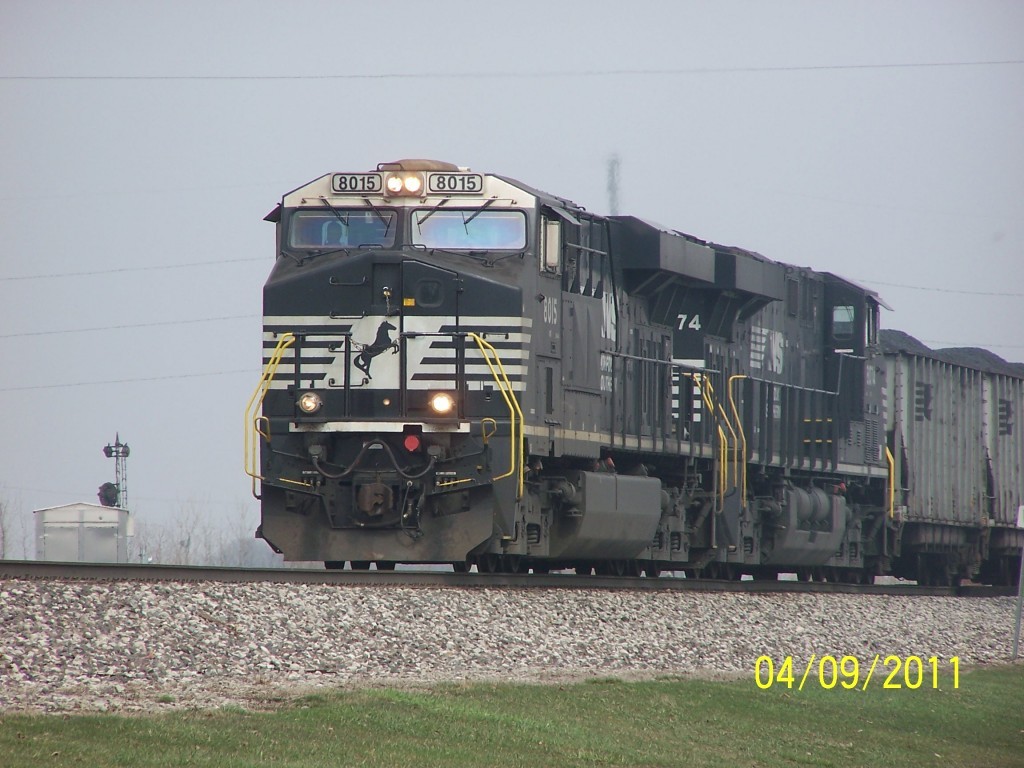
[832,305,855,340]
[541,219,561,273]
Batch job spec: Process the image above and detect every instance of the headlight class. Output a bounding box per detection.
[385,172,425,196]
[403,175,422,194]
[297,391,323,414]
[429,392,455,415]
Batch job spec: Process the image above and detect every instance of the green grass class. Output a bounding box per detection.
[1,666,1021,767]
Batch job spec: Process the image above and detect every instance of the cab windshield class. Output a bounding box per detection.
[411,209,526,250]
[289,210,396,249]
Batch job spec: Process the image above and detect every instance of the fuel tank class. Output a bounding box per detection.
[762,486,848,566]
[547,470,663,559]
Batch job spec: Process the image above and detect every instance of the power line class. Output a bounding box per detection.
[0,314,255,339]
[0,369,254,392]
[0,257,265,281]
[2,60,1022,82]
[854,277,1024,297]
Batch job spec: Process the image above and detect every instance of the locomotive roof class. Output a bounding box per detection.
[880,329,1024,378]
[491,174,588,219]
[822,272,893,310]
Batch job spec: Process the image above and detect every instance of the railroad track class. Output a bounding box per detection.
[0,560,1014,596]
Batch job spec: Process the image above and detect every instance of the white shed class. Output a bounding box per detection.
[34,503,133,563]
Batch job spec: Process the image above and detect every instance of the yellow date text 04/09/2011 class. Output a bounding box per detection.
[754,655,960,691]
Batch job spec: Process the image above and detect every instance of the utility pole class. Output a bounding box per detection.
[607,153,620,216]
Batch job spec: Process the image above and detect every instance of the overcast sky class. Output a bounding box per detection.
[1,1,1021,557]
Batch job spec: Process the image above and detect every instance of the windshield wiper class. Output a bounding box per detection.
[462,197,497,228]
[319,197,350,228]
[361,197,392,237]
[414,198,449,231]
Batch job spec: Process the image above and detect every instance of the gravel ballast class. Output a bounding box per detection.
[0,579,1017,713]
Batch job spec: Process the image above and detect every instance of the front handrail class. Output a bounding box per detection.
[885,445,896,519]
[245,333,296,497]
[728,374,749,506]
[695,373,730,507]
[468,332,524,499]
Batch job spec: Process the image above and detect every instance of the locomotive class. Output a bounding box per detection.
[246,159,1023,584]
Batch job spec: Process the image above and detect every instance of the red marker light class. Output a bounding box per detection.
[403,434,422,453]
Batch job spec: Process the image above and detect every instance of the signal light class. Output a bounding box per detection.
[403,434,422,453]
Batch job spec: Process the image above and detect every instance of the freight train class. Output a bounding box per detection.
[246,159,1023,585]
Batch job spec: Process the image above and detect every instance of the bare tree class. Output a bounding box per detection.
[126,499,283,568]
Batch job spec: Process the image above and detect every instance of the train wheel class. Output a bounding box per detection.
[644,563,662,578]
[375,561,395,571]
[708,563,739,580]
[350,561,371,571]
[575,565,594,576]
[531,563,550,574]
[1007,556,1022,587]
[796,568,811,582]
[916,554,935,586]
[324,561,345,570]
[478,553,502,574]
[504,555,527,574]
[595,560,628,577]
[452,561,469,573]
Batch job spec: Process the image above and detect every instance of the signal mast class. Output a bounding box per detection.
[99,434,130,510]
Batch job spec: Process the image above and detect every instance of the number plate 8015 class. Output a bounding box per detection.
[427,173,483,194]
[331,174,383,193]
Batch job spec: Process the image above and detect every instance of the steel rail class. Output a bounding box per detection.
[0,560,1013,597]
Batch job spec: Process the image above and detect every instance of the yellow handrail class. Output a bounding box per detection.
[693,374,727,505]
[245,333,295,496]
[717,425,727,506]
[885,445,895,519]
[468,333,525,499]
[700,374,738,501]
[727,374,748,505]
[716,401,738,491]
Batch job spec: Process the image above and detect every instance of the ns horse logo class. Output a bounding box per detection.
[353,320,399,381]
